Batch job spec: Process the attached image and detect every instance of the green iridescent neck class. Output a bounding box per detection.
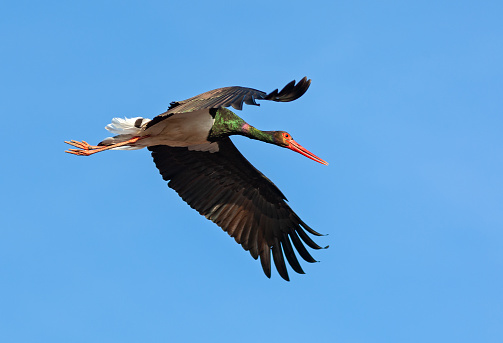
[209,108,276,144]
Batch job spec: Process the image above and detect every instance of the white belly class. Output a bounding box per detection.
[141,109,215,147]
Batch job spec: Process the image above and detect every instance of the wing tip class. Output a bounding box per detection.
[264,77,312,103]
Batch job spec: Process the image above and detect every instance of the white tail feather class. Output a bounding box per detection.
[105,117,148,135]
[100,117,151,151]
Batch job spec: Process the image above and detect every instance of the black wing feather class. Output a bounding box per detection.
[148,138,324,280]
[145,78,311,129]
[170,77,311,114]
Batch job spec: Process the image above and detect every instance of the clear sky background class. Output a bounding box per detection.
[1,1,502,342]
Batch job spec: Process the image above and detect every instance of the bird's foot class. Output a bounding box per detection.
[64,140,104,156]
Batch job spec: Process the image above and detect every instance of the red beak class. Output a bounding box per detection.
[288,139,329,165]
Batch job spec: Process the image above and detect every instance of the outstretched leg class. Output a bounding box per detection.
[64,136,147,156]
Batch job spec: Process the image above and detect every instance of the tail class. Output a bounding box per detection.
[98,117,151,150]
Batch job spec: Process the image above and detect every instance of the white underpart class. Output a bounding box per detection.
[142,110,216,148]
[187,142,219,152]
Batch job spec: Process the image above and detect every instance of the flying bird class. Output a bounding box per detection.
[65,77,328,281]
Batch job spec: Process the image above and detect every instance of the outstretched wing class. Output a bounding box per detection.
[148,137,325,281]
[168,77,311,114]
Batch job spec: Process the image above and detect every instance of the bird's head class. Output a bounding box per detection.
[273,131,328,166]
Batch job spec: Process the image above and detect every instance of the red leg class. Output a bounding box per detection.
[64,136,146,156]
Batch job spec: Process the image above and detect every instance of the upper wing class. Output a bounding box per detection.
[167,77,311,114]
[148,137,325,281]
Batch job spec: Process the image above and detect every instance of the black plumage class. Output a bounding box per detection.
[148,138,325,281]
[146,77,311,129]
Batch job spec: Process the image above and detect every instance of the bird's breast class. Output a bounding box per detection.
[141,110,215,147]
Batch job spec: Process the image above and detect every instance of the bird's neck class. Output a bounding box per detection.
[209,108,276,144]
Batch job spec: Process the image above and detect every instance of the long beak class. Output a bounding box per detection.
[288,140,329,165]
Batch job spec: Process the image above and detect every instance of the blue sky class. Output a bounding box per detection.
[1,1,502,342]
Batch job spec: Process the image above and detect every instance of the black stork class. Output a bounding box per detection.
[65,77,328,281]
